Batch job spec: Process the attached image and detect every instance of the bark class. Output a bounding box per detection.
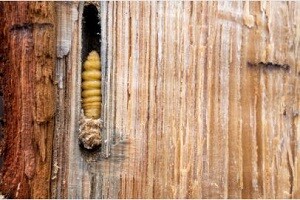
[0,2,56,198]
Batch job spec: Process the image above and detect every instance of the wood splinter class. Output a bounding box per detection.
[79,51,102,150]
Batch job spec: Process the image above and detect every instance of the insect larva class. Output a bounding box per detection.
[81,50,101,119]
[79,50,102,150]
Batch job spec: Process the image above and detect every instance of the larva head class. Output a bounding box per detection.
[88,51,100,60]
[84,51,101,70]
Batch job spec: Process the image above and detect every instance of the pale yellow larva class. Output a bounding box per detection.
[82,51,101,119]
[79,50,102,150]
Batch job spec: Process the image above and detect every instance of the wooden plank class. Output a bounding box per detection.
[52,1,300,198]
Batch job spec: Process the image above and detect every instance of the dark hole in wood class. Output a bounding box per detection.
[79,142,101,152]
[82,4,101,60]
[283,109,287,116]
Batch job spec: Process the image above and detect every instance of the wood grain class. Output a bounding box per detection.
[0,2,56,198]
[52,1,300,198]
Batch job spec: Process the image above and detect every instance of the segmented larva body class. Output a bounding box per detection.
[82,50,101,119]
[79,50,102,150]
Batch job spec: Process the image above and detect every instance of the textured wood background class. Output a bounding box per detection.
[0,2,56,198]
[1,1,299,199]
[51,1,300,198]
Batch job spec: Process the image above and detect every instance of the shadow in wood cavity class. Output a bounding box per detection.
[82,4,101,59]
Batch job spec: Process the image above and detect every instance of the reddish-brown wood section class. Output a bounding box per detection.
[0,2,56,198]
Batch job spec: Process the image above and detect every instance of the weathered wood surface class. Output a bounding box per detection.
[0,2,56,198]
[54,1,300,199]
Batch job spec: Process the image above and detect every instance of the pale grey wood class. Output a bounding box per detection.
[52,2,300,199]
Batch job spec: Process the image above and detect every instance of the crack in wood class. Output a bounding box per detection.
[247,61,290,71]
